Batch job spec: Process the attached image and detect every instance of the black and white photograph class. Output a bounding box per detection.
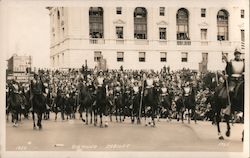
[0,0,249,158]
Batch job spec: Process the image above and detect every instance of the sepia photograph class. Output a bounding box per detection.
[0,0,249,157]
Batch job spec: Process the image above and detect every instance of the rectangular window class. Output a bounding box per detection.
[94,51,102,62]
[241,9,244,18]
[117,52,124,62]
[116,26,124,39]
[201,29,207,40]
[160,7,165,16]
[160,52,167,62]
[159,28,166,40]
[139,52,146,62]
[116,7,122,14]
[181,52,188,62]
[201,8,206,17]
[241,30,245,41]
[202,52,208,63]
[217,26,228,41]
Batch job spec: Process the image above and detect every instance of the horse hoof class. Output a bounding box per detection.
[33,126,37,130]
[219,136,224,140]
[105,124,108,128]
[82,119,86,122]
[226,130,231,137]
[242,137,244,142]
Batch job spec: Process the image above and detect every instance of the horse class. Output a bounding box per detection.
[78,83,95,125]
[175,95,185,123]
[131,86,141,124]
[206,73,244,140]
[53,91,64,121]
[123,88,134,123]
[144,85,161,127]
[182,85,197,124]
[31,88,46,130]
[160,92,173,121]
[7,87,22,127]
[114,86,124,122]
[94,84,108,127]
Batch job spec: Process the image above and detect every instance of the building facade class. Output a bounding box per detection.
[48,0,248,71]
[6,54,33,82]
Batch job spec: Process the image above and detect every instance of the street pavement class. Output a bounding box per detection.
[6,113,244,152]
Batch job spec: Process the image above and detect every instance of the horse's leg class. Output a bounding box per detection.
[100,110,103,128]
[193,108,197,124]
[242,130,244,142]
[225,114,231,137]
[94,109,97,126]
[55,111,57,121]
[152,106,155,127]
[181,109,184,123]
[90,107,93,124]
[32,112,36,130]
[37,112,42,130]
[86,108,88,125]
[109,105,112,122]
[115,105,118,122]
[216,109,224,139]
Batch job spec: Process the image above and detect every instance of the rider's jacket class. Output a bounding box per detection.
[226,59,244,79]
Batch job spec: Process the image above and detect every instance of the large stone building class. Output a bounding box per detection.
[48,0,248,71]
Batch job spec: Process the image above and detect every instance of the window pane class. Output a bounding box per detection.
[241,9,244,18]
[201,8,206,17]
[134,7,147,39]
[160,7,165,16]
[116,26,123,39]
[117,7,122,14]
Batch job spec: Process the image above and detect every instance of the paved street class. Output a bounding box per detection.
[6,114,243,152]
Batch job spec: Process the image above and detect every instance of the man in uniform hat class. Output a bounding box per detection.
[225,50,244,93]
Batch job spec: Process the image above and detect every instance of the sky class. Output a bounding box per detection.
[3,6,50,68]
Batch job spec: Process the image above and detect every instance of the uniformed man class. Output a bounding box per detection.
[225,50,245,93]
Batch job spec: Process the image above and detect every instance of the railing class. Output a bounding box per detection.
[159,40,167,45]
[241,41,245,50]
[134,39,149,45]
[201,41,208,46]
[177,40,191,45]
[89,38,105,44]
[218,41,231,46]
[116,39,124,44]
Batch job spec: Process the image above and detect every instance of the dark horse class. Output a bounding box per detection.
[7,84,22,127]
[78,82,95,125]
[94,85,107,127]
[31,79,46,130]
[206,72,244,140]
[182,86,196,124]
[144,86,161,127]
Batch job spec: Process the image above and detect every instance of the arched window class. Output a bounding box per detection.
[134,7,147,39]
[89,7,104,38]
[217,9,229,41]
[176,8,189,40]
